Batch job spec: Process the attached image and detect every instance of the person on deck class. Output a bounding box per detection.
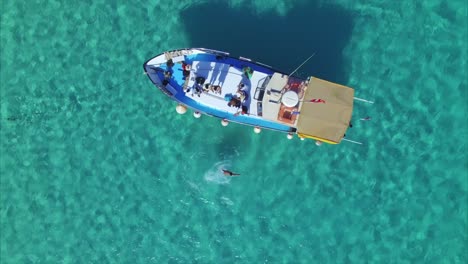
[242,66,253,79]
[204,84,222,94]
[228,98,241,108]
[234,105,249,116]
[182,62,191,79]
[236,83,248,101]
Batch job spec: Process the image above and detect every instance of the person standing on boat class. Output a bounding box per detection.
[242,66,253,79]
[182,62,191,79]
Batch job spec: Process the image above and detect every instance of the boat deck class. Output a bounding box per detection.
[183,60,269,117]
[143,49,303,132]
[144,48,356,144]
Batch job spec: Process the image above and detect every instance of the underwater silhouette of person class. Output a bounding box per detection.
[222,169,240,176]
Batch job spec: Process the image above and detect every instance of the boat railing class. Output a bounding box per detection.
[254,61,273,69]
[253,76,269,101]
[197,48,230,56]
[164,49,193,60]
[239,56,274,69]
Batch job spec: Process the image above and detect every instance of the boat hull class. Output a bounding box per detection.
[144,48,354,144]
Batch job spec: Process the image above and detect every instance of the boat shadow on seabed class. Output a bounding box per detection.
[180,1,354,84]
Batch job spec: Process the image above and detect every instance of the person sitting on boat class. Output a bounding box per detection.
[186,76,206,95]
[164,69,173,79]
[234,105,249,116]
[194,83,203,97]
[166,59,175,68]
[224,93,241,108]
[203,84,222,94]
[195,76,206,85]
[237,90,248,101]
[224,93,233,101]
[185,82,203,97]
[228,98,241,108]
[163,70,173,88]
[236,83,248,101]
[212,85,222,94]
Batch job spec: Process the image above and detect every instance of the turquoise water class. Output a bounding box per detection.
[1,0,466,263]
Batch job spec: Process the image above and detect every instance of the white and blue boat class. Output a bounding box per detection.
[143,48,358,145]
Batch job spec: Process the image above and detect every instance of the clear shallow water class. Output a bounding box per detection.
[1,0,466,263]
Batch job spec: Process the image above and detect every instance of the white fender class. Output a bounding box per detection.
[176,104,187,114]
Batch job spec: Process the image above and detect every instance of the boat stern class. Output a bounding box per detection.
[295,77,354,144]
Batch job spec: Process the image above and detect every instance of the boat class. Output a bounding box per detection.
[143,48,357,145]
